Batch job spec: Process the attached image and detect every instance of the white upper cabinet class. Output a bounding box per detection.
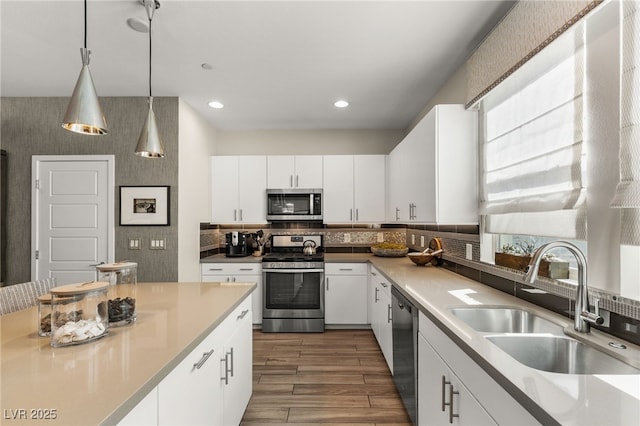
[267,155,323,188]
[388,104,478,224]
[323,155,386,223]
[211,156,267,224]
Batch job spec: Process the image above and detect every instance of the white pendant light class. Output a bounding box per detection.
[62,0,108,135]
[135,0,165,158]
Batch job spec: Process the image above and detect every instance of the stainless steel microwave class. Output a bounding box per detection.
[266,189,322,221]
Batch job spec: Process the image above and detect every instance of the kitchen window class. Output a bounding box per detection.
[477,1,639,300]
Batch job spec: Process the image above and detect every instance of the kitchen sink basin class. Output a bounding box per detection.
[486,335,640,375]
[449,307,562,334]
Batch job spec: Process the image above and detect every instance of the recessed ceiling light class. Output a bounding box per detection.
[208,101,224,109]
[201,63,213,70]
[334,100,349,108]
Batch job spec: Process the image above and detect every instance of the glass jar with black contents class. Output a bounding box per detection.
[96,262,137,327]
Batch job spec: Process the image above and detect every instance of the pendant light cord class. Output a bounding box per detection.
[148,13,152,98]
[84,0,87,49]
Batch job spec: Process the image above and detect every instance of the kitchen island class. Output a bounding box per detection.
[0,282,255,425]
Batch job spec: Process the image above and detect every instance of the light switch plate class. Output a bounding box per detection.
[420,236,425,247]
[466,244,473,260]
[150,239,166,250]
[377,233,384,243]
[343,233,351,243]
[128,238,140,250]
[411,234,416,245]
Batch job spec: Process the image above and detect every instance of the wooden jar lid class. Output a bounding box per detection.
[50,281,109,296]
[95,261,137,271]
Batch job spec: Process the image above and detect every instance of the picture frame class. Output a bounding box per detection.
[119,185,170,226]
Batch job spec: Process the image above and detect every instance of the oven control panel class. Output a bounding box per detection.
[263,261,324,270]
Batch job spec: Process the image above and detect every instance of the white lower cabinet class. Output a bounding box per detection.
[201,263,262,325]
[324,263,368,325]
[368,266,393,373]
[156,297,252,426]
[418,311,539,426]
[418,334,495,425]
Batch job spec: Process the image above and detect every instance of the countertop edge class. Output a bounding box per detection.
[103,282,256,425]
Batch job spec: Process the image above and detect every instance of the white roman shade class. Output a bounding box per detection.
[479,37,587,239]
[612,1,640,208]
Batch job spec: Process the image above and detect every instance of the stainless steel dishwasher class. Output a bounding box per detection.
[392,286,418,425]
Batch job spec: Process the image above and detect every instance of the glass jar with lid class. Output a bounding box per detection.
[96,261,137,327]
[49,281,109,347]
[37,293,52,337]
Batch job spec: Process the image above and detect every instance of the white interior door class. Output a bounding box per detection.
[32,156,114,284]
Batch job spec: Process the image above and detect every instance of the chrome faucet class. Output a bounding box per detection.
[523,241,603,333]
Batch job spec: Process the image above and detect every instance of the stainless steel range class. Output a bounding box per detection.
[262,235,324,332]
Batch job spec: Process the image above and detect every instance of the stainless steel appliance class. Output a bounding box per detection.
[262,235,324,332]
[392,286,418,425]
[266,189,322,221]
[225,231,250,257]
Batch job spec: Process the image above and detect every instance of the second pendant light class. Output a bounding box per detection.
[135,0,165,159]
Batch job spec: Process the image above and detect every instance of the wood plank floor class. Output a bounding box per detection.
[241,329,412,425]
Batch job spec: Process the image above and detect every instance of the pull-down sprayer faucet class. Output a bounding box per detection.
[523,241,603,333]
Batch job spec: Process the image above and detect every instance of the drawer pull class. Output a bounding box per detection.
[239,268,254,271]
[193,349,214,370]
[221,353,230,384]
[208,268,224,271]
[339,268,353,271]
[381,282,388,288]
[237,309,249,320]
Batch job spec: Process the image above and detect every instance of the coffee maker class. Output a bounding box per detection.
[225,232,250,257]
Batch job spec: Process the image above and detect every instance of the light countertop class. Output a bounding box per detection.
[0,282,255,425]
[368,256,640,426]
[200,252,373,263]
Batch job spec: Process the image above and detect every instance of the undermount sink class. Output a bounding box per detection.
[486,335,640,375]
[449,307,563,334]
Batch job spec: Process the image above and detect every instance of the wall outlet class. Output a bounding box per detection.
[466,243,473,260]
[377,232,384,243]
[411,234,416,245]
[151,239,166,250]
[128,238,140,250]
[420,236,425,247]
[343,233,351,243]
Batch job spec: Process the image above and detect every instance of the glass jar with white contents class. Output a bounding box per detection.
[49,281,109,347]
[96,261,137,327]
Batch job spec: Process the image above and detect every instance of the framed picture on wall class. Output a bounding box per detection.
[120,185,170,226]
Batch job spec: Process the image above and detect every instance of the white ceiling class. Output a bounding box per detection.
[1,0,514,131]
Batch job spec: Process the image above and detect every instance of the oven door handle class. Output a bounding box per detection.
[263,269,325,273]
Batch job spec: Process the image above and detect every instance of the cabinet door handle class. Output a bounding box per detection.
[221,354,229,385]
[441,376,448,412]
[234,209,237,221]
[232,276,236,282]
[387,304,392,323]
[239,209,243,221]
[290,175,293,187]
[237,309,249,320]
[395,207,400,221]
[381,282,387,288]
[226,277,230,282]
[296,175,299,187]
[356,209,359,221]
[326,277,329,291]
[449,383,460,423]
[350,208,353,221]
[371,271,378,276]
[375,287,379,302]
[193,349,214,370]
[229,347,235,377]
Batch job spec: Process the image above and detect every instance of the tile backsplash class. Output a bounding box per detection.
[200,221,640,345]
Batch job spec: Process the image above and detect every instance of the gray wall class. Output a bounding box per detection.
[1,97,179,284]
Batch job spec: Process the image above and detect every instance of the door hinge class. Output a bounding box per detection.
[35,250,39,260]
[35,179,40,190]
